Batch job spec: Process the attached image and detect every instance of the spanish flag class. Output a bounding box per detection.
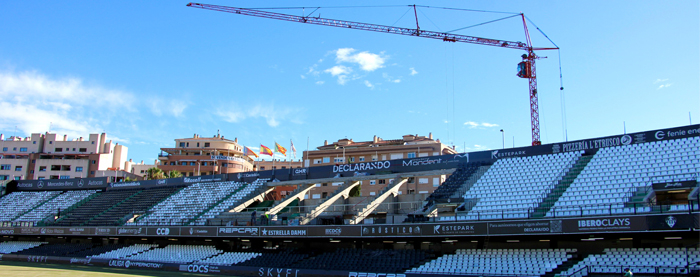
[260,144,273,157]
[244,146,258,158]
[275,142,287,156]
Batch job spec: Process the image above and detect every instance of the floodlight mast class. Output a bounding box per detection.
[187,2,558,146]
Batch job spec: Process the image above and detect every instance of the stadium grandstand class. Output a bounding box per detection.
[0,124,698,277]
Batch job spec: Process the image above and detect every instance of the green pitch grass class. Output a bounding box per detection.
[0,261,237,277]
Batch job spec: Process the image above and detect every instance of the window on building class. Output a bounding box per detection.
[0,175,7,180]
[378,179,386,184]
[408,177,415,183]
[49,141,53,144]
[359,156,365,162]
[204,142,210,147]
[72,148,76,151]
[61,165,71,171]
[51,165,61,171]
[202,162,207,166]
[322,183,328,187]
[170,162,175,165]
[15,166,22,171]
[30,170,34,174]
[314,159,322,164]
[76,167,83,172]
[90,171,95,175]
[79,148,87,152]
[2,147,7,152]
[190,162,196,166]
[19,147,27,152]
[37,177,45,180]
[186,142,189,147]
[39,166,46,172]
[407,152,416,158]
[33,141,36,144]
[349,157,355,162]
[60,176,69,179]
[370,180,376,185]
[91,160,96,164]
[260,167,265,170]
[0,164,10,170]
[197,143,200,147]
[179,142,185,147]
[323,157,330,163]
[333,157,344,163]
[14,176,21,180]
[180,162,187,166]
[281,166,286,169]
[419,178,429,184]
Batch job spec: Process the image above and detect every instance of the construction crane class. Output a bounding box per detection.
[187,3,559,146]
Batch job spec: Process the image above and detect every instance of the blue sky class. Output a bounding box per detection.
[1,1,698,164]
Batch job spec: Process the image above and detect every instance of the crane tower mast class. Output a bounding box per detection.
[187,2,558,146]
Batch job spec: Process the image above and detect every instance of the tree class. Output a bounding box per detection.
[124,176,137,182]
[145,167,165,180]
[167,170,183,178]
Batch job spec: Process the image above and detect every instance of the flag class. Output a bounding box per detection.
[275,142,287,156]
[290,139,297,159]
[260,144,273,156]
[244,146,258,158]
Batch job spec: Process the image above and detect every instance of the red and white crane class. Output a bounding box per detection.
[187,3,559,146]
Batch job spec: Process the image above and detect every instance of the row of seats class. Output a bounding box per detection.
[459,152,582,219]
[561,247,700,276]
[550,137,699,216]
[137,181,248,226]
[0,241,47,254]
[125,244,222,263]
[90,244,158,259]
[15,190,98,223]
[194,251,261,266]
[0,191,62,221]
[193,179,267,225]
[407,248,572,276]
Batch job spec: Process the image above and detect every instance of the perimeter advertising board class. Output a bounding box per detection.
[563,216,647,233]
[488,220,563,235]
[15,177,108,191]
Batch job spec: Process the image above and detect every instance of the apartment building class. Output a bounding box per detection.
[0,133,128,180]
[158,133,254,176]
[301,133,457,199]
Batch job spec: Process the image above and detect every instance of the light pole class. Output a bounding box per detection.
[500,129,505,149]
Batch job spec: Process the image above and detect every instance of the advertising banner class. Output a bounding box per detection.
[183,226,218,237]
[563,216,647,233]
[646,214,696,230]
[488,220,563,235]
[422,222,487,236]
[15,177,108,191]
[652,181,697,191]
[360,224,423,237]
[307,226,361,237]
[146,227,181,236]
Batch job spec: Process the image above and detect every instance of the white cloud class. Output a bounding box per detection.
[335,48,386,71]
[148,97,188,117]
[657,83,673,89]
[464,121,499,128]
[325,65,352,76]
[300,75,306,79]
[364,80,375,89]
[315,81,325,85]
[382,72,401,83]
[0,70,142,137]
[464,121,479,128]
[410,67,418,75]
[216,103,303,128]
[653,78,668,84]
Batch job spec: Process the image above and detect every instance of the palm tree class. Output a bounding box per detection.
[167,170,183,178]
[145,167,165,180]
